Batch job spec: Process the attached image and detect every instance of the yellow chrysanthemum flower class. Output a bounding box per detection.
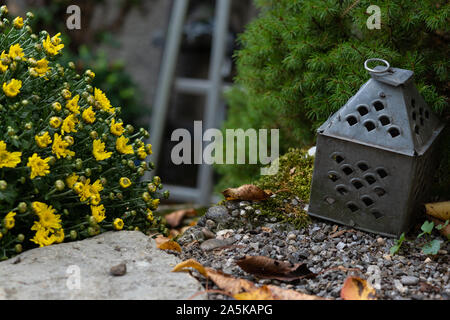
[8,43,25,60]
[94,88,115,113]
[93,139,112,161]
[52,133,75,159]
[137,146,147,160]
[113,218,124,230]
[0,141,22,168]
[119,177,132,188]
[82,106,96,123]
[49,116,62,128]
[4,211,16,229]
[152,199,160,210]
[66,173,79,189]
[66,95,80,114]
[146,209,154,222]
[43,33,64,56]
[90,193,101,206]
[27,153,51,179]
[110,119,124,136]
[13,17,23,29]
[31,58,50,77]
[54,228,65,243]
[61,113,78,135]
[91,205,106,223]
[115,136,134,155]
[2,79,22,97]
[0,51,9,73]
[32,202,61,230]
[30,223,56,247]
[78,179,103,202]
[35,132,52,148]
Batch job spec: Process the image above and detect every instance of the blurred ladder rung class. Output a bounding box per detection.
[145,0,231,205]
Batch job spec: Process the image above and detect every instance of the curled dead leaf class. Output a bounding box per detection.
[221,184,273,201]
[234,286,275,300]
[425,201,450,221]
[340,276,377,300]
[157,239,182,253]
[172,259,208,277]
[236,255,316,281]
[267,285,325,300]
[165,208,197,228]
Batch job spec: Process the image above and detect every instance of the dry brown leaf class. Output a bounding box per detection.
[221,184,273,201]
[340,276,377,300]
[330,229,355,238]
[206,268,256,295]
[234,285,325,300]
[236,255,316,281]
[425,201,450,221]
[234,286,275,300]
[154,235,170,246]
[157,240,182,253]
[261,227,273,233]
[172,259,208,277]
[267,285,325,300]
[173,259,324,300]
[165,208,197,228]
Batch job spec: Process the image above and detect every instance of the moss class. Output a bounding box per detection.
[252,148,315,228]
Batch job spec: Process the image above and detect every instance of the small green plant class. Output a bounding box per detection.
[418,220,448,255]
[390,232,406,255]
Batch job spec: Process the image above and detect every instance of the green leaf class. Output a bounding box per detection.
[421,221,434,234]
[435,220,449,230]
[422,240,442,255]
[390,244,400,255]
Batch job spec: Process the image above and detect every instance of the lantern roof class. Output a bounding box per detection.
[318,64,445,156]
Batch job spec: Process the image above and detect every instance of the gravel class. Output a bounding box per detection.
[176,199,449,300]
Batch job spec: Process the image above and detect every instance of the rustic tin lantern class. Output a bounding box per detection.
[308,59,445,237]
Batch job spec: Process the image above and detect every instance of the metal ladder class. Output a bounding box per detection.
[145,0,231,205]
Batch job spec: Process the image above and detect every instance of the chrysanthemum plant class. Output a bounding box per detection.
[0,7,168,260]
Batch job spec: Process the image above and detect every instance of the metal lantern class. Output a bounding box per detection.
[308,59,445,237]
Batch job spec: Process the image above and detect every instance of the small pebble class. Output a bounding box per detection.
[376,237,385,245]
[110,263,127,276]
[401,276,419,286]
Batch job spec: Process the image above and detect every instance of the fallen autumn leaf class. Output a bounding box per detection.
[221,184,273,201]
[340,276,377,300]
[236,255,316,281]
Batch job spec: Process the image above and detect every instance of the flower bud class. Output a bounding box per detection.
[55,180,65,191]
[70,230,77,240]
[48,156,56,166]
[15,244,22,253]
[126,124,134,135]
[75,158,83,170]
[18,202,27,213]
[17,234,25,242]
[90,131,98,139]
[61,89,71,100]
[0,180,7,191]
[84,168,92,177]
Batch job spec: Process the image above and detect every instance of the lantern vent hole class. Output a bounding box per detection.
[412,112,416,121]
[365,174,377,185]
[420,117,424,126]
[357,162,369,171]
[415,125,420,135]
[411,99,416,108]
[362,196,374,207]
[342,166,354,175]
[347,202,359,212]
[373,101,384,111]
[346,115,358,126]
[371,211,384,219]
[374,187,386,197]
[379,116,390,126]
[419,108,423,116]
[352,179,364,189]
[364,121,376,132]
[357,105,369,116]
[328,172,340,182]
[336,186,349,195]
[377,168,388,178]
[332,154,344,163]
[388,127,400,138]
[425,110,429,119]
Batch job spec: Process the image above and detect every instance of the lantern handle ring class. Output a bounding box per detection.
[364,58,390,73]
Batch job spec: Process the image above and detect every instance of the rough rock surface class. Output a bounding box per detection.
[0,231,203,300]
